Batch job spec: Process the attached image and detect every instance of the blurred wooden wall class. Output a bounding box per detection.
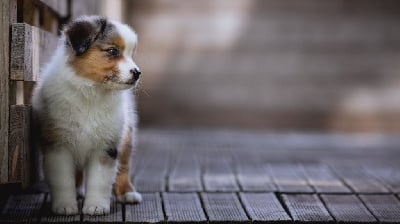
[126,0,400,132]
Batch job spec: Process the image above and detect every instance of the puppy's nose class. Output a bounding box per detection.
[130,68,141,81]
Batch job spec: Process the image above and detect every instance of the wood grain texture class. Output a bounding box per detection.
[359,194,400,223]
[365,166,400,193]
[301,165,351,193]
[203,157,239,192]
[168,155,202,192]
[201,193,249,223]
[239,193,291,223]
[133,156,168,192]
[10,23,58,82]
[38,0,68,17]
[163,193,207,223]
[125,193,164,223]
[0,193,45,223]
[236,163,276,192]
[282,194,334,222]
[321,194,377,223]
[8,105,25,183]
[268,164,314,193]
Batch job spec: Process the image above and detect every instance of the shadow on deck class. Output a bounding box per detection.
[1,128,400,223]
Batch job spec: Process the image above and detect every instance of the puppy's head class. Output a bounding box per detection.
[63,15,141,90]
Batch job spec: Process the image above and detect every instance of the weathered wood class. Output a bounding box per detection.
[365,166,400,193]
[40,195,81,223]
[38,0,68,17]
[332,166,390,193]
[282,194,334,222]
[0,193,45,223]
[163,193,207,223]
[82,200,122,223]
[7,105,32,185]
[268,164,314,193]
[133,156,168,192]
[321,194,377,223]
[203,157,239,192]
[239,193,291,223]
[201,193,249,223]
[125,193,164,223]
[10,23,58,81]
[359,194,400,223]
[0,0,18,184]
[301,165,351,193]
[236,163,276,192]
[169,156,202,192]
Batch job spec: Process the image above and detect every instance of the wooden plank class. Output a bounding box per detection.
[168,155,202,192]
[200,193,249,223]
[6,105,31,185]
[82,200,122,223]
[0,0,17,184]
[10,23,58,81]
[236,163,276,192]
[268,164,314,193]
[359,194,400,223]
[301,165,351,193]
[125,193,164,223]
[203,158,239,192]
[332,166,390,193]
[163,193,207,223]
[40,195,81,223]
[38,0,68,17]
[321,194,377,223]
[282,194,334,222]
[365,166,400,193]
[0,193,46,223]
[133,156,168,192]
[239,193,291,223]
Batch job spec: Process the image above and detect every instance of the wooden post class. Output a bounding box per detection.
[0,0,18,184]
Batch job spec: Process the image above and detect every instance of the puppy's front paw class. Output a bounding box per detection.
[52,202,79,215]
[82,202,110,215]
[117,191,142,204]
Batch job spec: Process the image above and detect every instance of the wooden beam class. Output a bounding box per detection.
[0,0,17,184]
[10,23,58,82]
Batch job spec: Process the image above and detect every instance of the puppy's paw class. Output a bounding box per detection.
[117,191,142,204]
[52,202,79,215]
[82,202,110,215]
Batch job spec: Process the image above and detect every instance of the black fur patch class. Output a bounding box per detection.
[64,17,108,56]
[106,148,118,160]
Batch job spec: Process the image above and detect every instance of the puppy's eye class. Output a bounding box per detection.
[106,47,120,57]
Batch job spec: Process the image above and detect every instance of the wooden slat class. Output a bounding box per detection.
[0,0,18,184]
[163,193,207,223]
[321,194,377,223]
[236,163,276,192]
[332,166,390,193]
[82,200,122,223]
[125,193,164,223]
[0,193,45,223]
[203,158,240,192]
[8,105,31,184]
[239,193,291,222]
[359,194,400,223]
[40,195,81,223]
[133,156,168,192]
[168,155,202,192]
[10,23,58,81]
[201,193,249,223]
[282,194,334,222]
[268,164,314,193]
[365,166,400,193]
[38,0,68,17]
[301,165,351,193]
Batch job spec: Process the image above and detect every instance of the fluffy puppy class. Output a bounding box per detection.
[32,15,142,215]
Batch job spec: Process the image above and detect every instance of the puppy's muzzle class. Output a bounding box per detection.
[128,68,141,84]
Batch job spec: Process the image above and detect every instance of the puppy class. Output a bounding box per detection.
[32,15,142,215]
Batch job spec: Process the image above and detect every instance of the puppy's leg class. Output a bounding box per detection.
[44,149,78,215]
[114,129,142,203]
[82,150,117,215]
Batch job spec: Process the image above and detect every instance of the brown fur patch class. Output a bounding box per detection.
[113,128,135,197]
[68,36,126,84]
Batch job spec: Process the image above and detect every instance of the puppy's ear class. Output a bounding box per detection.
[64,18,107,56]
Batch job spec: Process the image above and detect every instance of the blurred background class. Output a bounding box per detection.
[105,0,400,132]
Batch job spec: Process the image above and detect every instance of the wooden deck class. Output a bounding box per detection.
[1,128,400,223]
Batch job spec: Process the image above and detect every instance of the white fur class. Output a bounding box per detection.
[32,18,141,215]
